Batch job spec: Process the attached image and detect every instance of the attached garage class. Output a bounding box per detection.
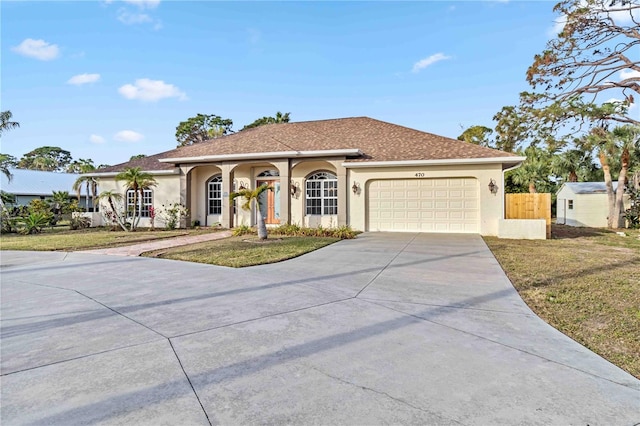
[367,178,479,233]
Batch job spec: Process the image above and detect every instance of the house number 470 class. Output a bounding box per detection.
[415,173,425,177]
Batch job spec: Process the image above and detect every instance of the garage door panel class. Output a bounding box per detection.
[367,178,479,233]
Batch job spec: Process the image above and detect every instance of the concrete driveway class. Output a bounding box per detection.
[1,233,638,425]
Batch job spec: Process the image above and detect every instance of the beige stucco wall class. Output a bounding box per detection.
[95,160,507,235]
[96,174,181,228]
[347,163,505,236]
[498,219,546,239]
[290,160,339,228]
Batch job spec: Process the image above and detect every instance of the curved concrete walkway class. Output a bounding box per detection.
[81,230,233,257]
[1,233,638,425]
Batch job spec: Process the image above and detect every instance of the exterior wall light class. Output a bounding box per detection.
[290,181,300,197]
[352,181,360,195]
[488,178,498,195]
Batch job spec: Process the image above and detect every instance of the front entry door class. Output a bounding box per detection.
[257,179,280,224]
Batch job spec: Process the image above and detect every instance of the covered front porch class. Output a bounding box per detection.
[176,157,349,229]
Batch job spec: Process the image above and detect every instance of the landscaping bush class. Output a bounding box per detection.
[232,224,255,236]
[20,212,50,234]
[69,216,91,230]
[270,224,358,239]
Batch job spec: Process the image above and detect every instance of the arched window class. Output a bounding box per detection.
[208,176,222,215]
[126,189,153,217]
[305,171,337,215]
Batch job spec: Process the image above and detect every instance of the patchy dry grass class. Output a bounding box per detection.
[0,228,219,251]
[144,235,340,268]
[484,224,640,379]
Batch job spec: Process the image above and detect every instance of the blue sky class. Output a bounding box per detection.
[2,1,561,166]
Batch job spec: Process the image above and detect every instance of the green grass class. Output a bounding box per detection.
[143,235,340,267]
[0,227,218,251]
[484,224,640,379]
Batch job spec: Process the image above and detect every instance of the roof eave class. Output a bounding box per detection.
[158,149,364,164]
[82,169,180,178]
[342,156,526,168]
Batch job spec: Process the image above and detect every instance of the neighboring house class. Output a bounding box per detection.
[0,169,94,209]
[556,182,630,228]
[88,117,525,235]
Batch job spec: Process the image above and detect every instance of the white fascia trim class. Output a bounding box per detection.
[159,149,363,164]
[341,156,527,168]
[82,169,180,178]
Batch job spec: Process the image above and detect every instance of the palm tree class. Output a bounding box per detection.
[0,111,20,137]
[511,145,552,193]
[96,190,127,231]
[551,148,599,183]
[273,111,291,124]
[581,125,640,228]
[51,190,71,222]
[72,161,99,211]
[115,167,157,230]
[230,184,273,240]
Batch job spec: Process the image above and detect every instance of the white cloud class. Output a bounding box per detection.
[67,73,101,85]
[11,38,60,61]
[620,69,640,81]
[117,9,153,24]
[548,15,567,37]
[114,130,144,142]
[412,53,451,73]
[118,78,187,102]
[89,134,106,144]
[548,2,640,38]
[123,0,160,9]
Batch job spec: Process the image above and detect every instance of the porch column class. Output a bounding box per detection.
[179,166,193,228]
[273,159,291,225]
[330,160,348,226]
[221,162,233,228]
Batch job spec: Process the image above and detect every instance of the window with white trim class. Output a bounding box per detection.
[126,189,153,217]
[306,171,337,215]
[208,176,222,215]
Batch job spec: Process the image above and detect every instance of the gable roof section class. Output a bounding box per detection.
[559,182,620,195]
[0,169,80,196]
[98,117,522,173]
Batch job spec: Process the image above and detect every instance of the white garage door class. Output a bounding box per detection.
[367,178,479,233]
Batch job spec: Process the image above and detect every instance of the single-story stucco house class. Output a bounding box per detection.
[87,117,526,236]
[0,168,94,209]
[556,182,630,228]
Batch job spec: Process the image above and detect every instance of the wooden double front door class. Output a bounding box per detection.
[257,179,281,224]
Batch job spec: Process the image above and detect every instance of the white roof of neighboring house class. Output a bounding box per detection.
[0,169,82,196]
[558,182,620,195]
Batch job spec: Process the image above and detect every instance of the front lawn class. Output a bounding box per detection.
[484,224,640,379]
[0,227,218,251]
[143,235,340,267]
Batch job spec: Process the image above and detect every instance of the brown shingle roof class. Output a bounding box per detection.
[100,117,519,172]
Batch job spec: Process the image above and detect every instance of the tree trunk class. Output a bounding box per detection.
[599,151,617,229]
[255,199,268,240]
[614,148,630,229]
[107,197,128,232]
[568,171,578,182]
[529,181,537,193]
[85,182,90,211]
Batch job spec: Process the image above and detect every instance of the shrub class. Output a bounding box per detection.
[160,203,189,230]
[70,216,91,230]
[232,224,255,236]
[623,188,640,229]
[269,224,358,239]
[20,212,50,234]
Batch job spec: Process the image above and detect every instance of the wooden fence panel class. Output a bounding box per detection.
[505,193,552,238]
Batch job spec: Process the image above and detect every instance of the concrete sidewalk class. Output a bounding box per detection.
[2,233,639,425]
[81,230,233,256]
